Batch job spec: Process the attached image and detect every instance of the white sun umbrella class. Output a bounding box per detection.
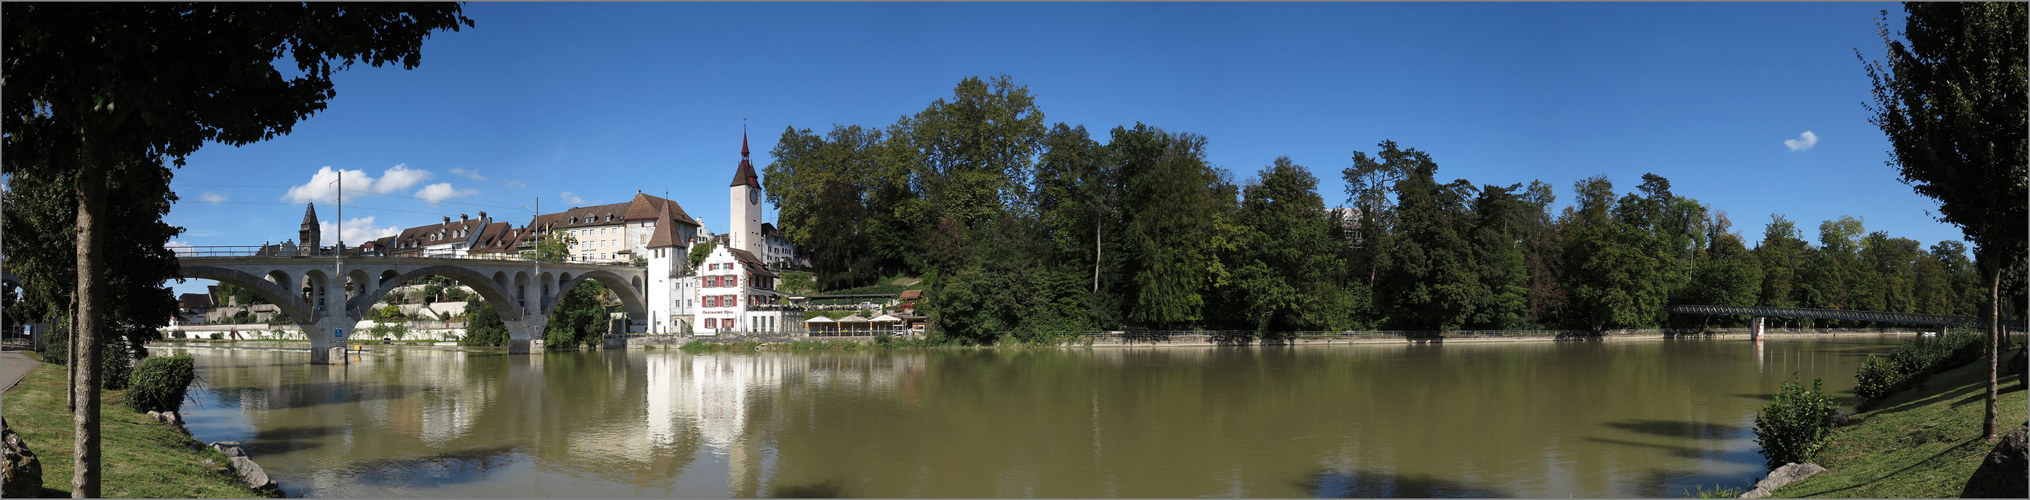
[804,315,836,336]
[837,315,871,335]
[869,314,904,334]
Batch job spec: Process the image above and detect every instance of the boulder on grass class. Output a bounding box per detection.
[1739,462,1824,498]
[1961,422,2028,498]
[2,418,42,498]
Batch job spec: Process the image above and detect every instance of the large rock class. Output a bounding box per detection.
[1961,422,2028,498]
[209,441,248,458]
[229,456,277,492]
[2,418,43,498]
[1739,462,1825,498]
[209,441,278,493]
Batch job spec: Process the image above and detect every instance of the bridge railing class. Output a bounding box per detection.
[1670,304,2025,329]
[172,245,635,266]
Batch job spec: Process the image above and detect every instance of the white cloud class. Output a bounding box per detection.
[503,180,527,190]
[200,191,228,204]
[415,183,479,205]
[165,240,197,257]
[374,164,432,193]
[560,191,586,205]
[1785,131,1819,152]
[449,167,488,181]
[283,164,438,204]
[318,217,401,247]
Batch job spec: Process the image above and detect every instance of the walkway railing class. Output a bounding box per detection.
[172,245,635,266]
[1670,304,2024,329]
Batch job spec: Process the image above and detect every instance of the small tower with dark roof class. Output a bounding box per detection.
[300,203,322,250]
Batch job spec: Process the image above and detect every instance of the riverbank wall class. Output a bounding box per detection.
[603,328,1929,350]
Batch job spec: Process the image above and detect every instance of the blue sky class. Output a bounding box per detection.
[157,2,1948,296]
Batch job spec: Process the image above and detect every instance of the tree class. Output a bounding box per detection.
[1231,157,1344,332]
[1466,184,1536,330]
[1862,2,2027,441]
[461,299,508,347]
[545,281,610,347]
[687,238,715,269]
[537,230,577,263]
[2,4,471,495]
[1375,148,1480,330]
[1754,215,1810,310]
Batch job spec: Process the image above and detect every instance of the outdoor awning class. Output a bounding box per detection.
[804,316,836,323]
[869,314,902,323]
[836,315,870,323]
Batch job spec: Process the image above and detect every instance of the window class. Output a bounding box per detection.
[729,276,738,288]
[705,318,716,328]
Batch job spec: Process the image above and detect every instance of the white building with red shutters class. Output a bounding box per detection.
[643,132,789,335]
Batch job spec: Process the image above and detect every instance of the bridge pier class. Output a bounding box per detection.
[306,316,354,365]
[503,315,549,355]
[1750,316,1765,341]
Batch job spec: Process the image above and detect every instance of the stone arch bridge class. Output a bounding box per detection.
[176,247,647,364]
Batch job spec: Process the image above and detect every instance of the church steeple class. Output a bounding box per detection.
[299,203,321,247]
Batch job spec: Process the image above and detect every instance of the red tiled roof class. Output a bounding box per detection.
[645,202,681,248]
[727,248,777,278]
[620,192,699,226]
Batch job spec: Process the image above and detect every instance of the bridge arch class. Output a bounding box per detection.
[348,265,528,322]
[177,265,315,323]
[547,269,648,318]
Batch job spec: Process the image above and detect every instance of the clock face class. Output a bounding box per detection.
[749,189,760,205]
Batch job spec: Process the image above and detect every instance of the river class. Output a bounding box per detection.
[164,335,1903,497]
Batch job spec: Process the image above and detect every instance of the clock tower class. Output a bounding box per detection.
[729,131,765,258]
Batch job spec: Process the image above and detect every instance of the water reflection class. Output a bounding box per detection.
[166,336,1904,498]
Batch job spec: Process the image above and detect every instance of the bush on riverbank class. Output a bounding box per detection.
[0,356,275,497]
[1852,327,1985,407]
[1768,349,2028,498]
[125,354,196,413]
[1754,377,1838,471]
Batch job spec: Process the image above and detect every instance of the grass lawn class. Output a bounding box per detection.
[1770,349,2028,498]
[2,352,271,498]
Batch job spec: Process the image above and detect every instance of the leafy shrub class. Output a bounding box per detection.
[1854,327,1987,405]
[125,354,196,413]
[38,325,135,389]
[208,332,222,340]
[1754,378,1837,471]
[1852,354,1906,402]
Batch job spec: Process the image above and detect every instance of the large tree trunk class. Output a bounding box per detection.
[70,147,106,498]
[1984,251,2001,443]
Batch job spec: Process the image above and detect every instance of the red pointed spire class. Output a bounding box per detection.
[741,132,749,157]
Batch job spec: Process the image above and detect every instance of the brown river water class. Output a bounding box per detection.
[163,335,1903,497]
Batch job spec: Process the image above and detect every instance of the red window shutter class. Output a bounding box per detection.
[730,276,739,288]
[731,295,739,307]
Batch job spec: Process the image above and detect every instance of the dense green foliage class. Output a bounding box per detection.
[123,354,195,413]
[460,299,509,347]
[36,321,136,390]
[1753,378,1838,471]
[761,75,2000,343]
[1853,327,1987,405]
[544,281,613,347]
